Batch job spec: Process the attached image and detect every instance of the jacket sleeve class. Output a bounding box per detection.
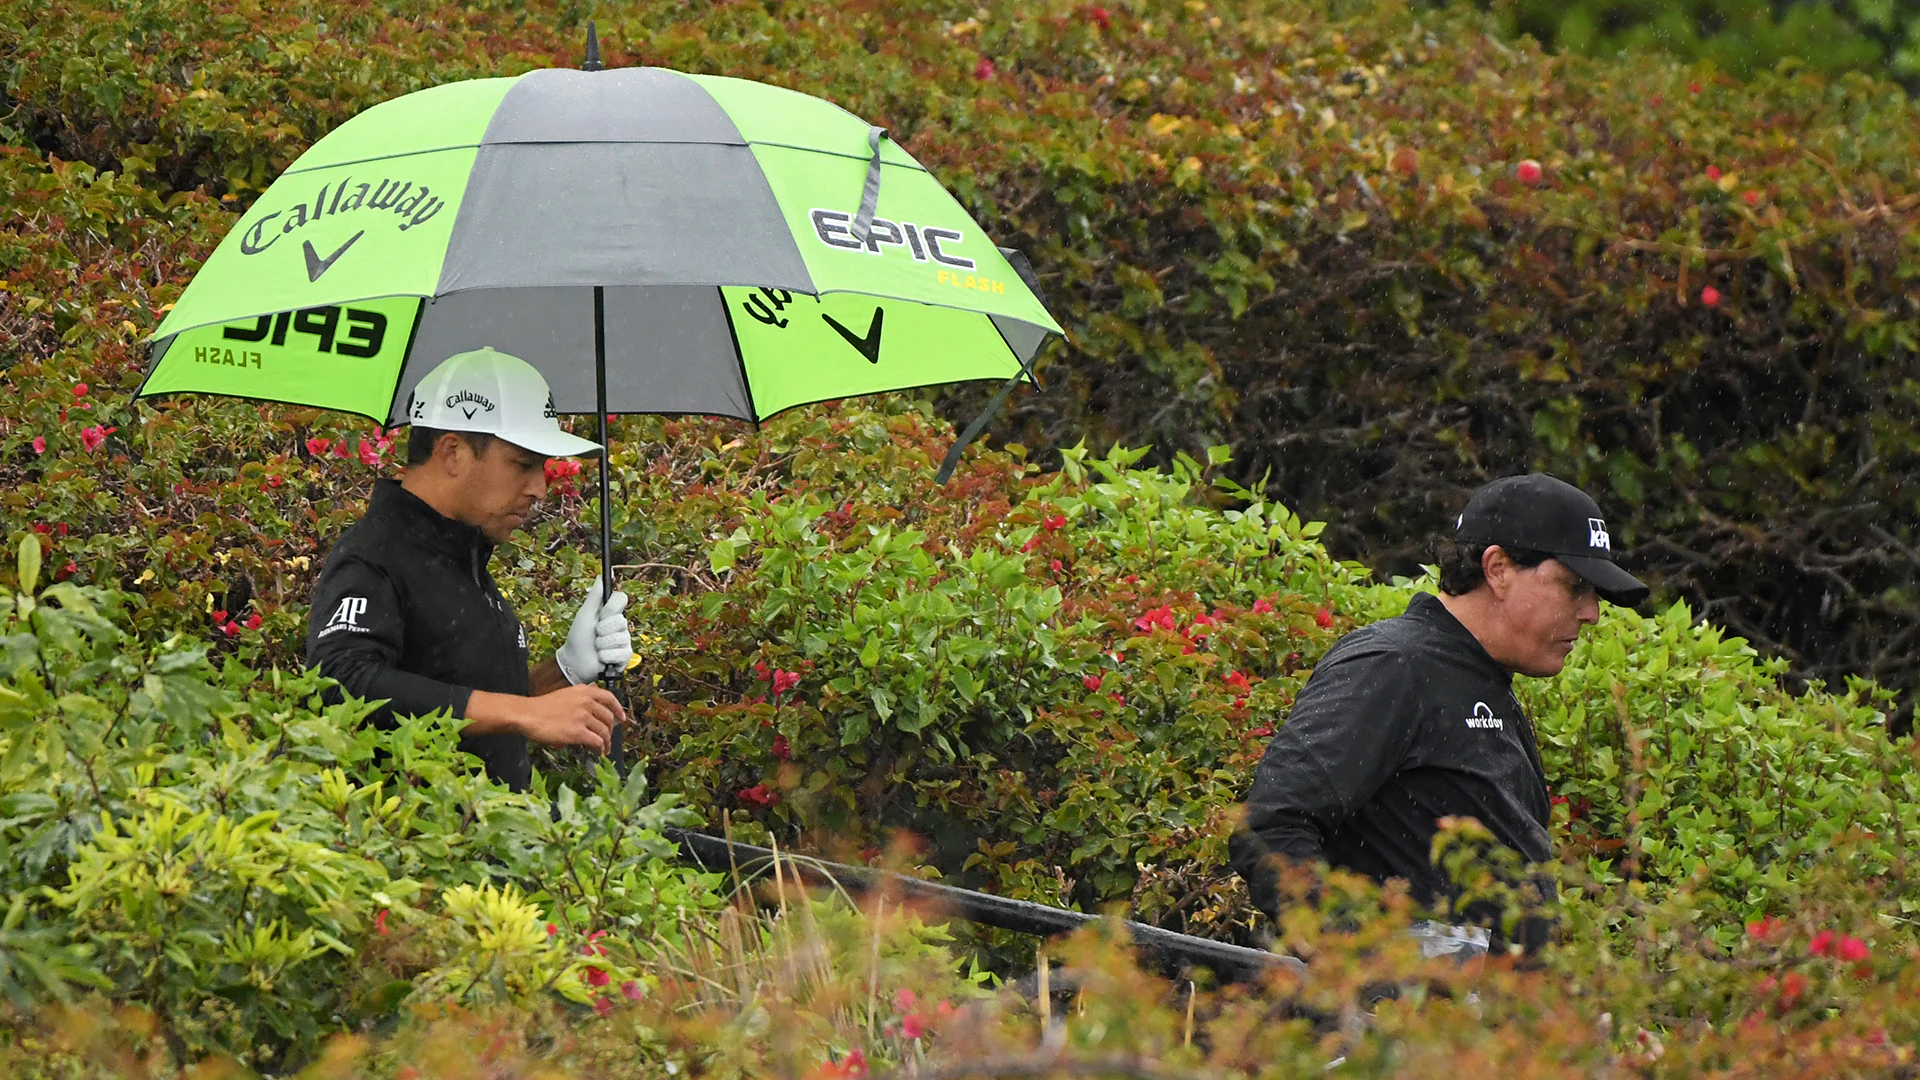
[305,555,473,727]
[1230,642,1425,919]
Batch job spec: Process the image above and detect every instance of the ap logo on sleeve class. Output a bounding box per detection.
[319,595,371,638]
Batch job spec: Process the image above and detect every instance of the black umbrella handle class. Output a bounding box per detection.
[590,283,630,779]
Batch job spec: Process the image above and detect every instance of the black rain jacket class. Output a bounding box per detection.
[306,478,533,789]
[1229,592,1554,935]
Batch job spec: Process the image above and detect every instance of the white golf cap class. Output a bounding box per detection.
[404,347,601,458]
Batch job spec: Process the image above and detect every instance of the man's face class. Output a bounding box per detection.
[1489,552,1601,677]
[453,437,549,542]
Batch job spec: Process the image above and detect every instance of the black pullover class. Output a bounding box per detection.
[1229,592,1554,931]
[306,479,533,789]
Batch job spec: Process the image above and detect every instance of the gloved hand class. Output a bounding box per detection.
[555,586,632,686]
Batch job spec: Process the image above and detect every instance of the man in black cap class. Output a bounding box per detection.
[1229,474,1649,956]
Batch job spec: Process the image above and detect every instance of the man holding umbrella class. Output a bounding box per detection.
[306,347,635,791]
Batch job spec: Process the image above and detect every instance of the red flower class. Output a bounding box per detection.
[974,56,995,80]
[1248,724,1275,738]
[1515,159,1542,185]
[374,909,390,936]
[771,669,801,698]
[1088,5,1111,28]
[1020,535,1041,553]
[1688,80,1703,94]
[212,610,229,624]
[1049,559,1063,573]
[901,1013,926,1040]
[332,440,351,458]
[1252,597,1275,615]
[894,988,916,1011]
[1108,692,1126,706]
[1837,935,1870,963]
[1700,286,1720,307]
[1042,514,1067,531]
[244,613,262,630]
[1083,673,1103,692]
[593,995,612,1017]
[72,383,88,397]
[1743,190,1759,206]
[222,621,241,638]
[739,783,779,808]
[79,425,111,453]
[1776,971,1805,1009]
[1809,929,1835,957]
[840,1049,869,1078]
[771,734,791,761]
[1233,696,1247,709]
[57,562,77,580]
[1705,165,1722,181]
[752,659,771,681]
[1133,605,1177,633]
[583,930,608,956]
[1225,670,1251,692]
[1315,606,1333,629]
[547,922,559,937]
[586,966,611,988]
[30,436,46,454]
[1746,916,1782,942]
[621,979,645,1001]
[358,440,384,467]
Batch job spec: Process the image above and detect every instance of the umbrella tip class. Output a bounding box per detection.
[583,20,603,71]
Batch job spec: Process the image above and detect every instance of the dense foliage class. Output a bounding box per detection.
[8,0,1919,703]
[6,0,1920,1075]
[1478,0,1920,85]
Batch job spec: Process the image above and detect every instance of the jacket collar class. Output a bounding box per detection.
[1402,591,1512,681]
[367,478,495,564]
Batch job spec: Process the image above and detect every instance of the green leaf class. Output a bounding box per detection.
[16,534,40,596]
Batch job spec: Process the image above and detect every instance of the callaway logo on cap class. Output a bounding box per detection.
[1453,473,1650,606]
[403,347,601,458]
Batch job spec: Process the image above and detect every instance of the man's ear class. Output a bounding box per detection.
[1480,544,1515,600]
[432,431,472,474]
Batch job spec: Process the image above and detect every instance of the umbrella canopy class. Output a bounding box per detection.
[138,64,1060,424]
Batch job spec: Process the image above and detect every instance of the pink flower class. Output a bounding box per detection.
[79,425,110,453]
[1837,936,1870,963]
[305,437,331,456]
[974,56,995,80]
[1809,929,1835,957]
[358,440,383,467]
[1251,597,1274,615]
[771,734,791,761]
[1133,605,1177,633]
[586,966,611,988]
[771,669,801,698]
[901,1013,926,1040]
[620,979,645,1001]
[1083,673,1103,692]
[1700,286,1720,307]
[895,988,916,1011]
[1315,607,1334,629]
[30,436,46,454]
[72,383,88,397]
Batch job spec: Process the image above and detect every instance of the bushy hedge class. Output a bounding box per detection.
[7,0,1920,703]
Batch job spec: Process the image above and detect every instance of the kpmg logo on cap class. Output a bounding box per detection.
[1588,518,1611,551]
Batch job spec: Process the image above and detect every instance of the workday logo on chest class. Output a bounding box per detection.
[1463,701,1504,731]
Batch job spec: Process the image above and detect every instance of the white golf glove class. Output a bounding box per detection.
[556,587,632,686]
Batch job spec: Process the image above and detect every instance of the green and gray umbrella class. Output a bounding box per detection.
[141,54,1059,430]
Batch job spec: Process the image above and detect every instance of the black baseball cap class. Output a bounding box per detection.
[1454,474,1650,606]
